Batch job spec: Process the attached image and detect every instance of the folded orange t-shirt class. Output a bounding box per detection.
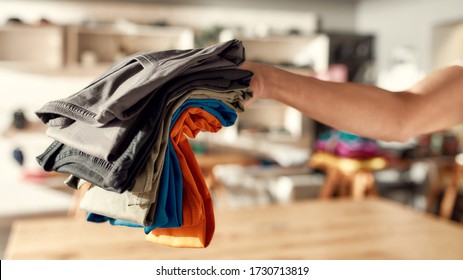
[146,107,221,248]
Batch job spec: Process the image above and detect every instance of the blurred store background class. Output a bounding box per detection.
[1,0,463,259]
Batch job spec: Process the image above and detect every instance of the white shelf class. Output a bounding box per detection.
[0,25,65,67]
[65,24,195,66]
[0,23,195,68]
[220,30,330,71]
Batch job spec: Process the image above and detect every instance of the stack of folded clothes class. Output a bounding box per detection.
[35,39,253,248]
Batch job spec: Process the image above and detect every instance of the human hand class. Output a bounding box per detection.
[240,61,266,108]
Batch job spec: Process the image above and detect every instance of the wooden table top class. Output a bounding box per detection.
[5,198,463,260]
[195,152,260,170]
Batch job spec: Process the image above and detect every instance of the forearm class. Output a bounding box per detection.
[243,62,463,142]
[265,67,412,141]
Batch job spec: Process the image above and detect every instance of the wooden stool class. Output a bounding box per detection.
[309,152,387,200]
[440,154,463,219]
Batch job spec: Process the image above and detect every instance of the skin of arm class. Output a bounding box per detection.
[241,62,463,142]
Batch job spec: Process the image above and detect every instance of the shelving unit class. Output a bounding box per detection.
[433,21,463,69]
[219,30,330,72]
[65,24,195,66]
[0,24,65,67]
[0,23,195,68]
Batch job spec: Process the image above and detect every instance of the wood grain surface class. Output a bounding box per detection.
[5,198,463,260]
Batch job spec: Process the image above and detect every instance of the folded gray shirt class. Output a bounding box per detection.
[35,39,245,127]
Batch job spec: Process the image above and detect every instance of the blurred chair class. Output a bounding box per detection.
[309,152,387,200]
[439,153,463,219]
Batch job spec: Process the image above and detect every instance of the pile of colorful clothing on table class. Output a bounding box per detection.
[34,40,253,248]
[315,129,379,158]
